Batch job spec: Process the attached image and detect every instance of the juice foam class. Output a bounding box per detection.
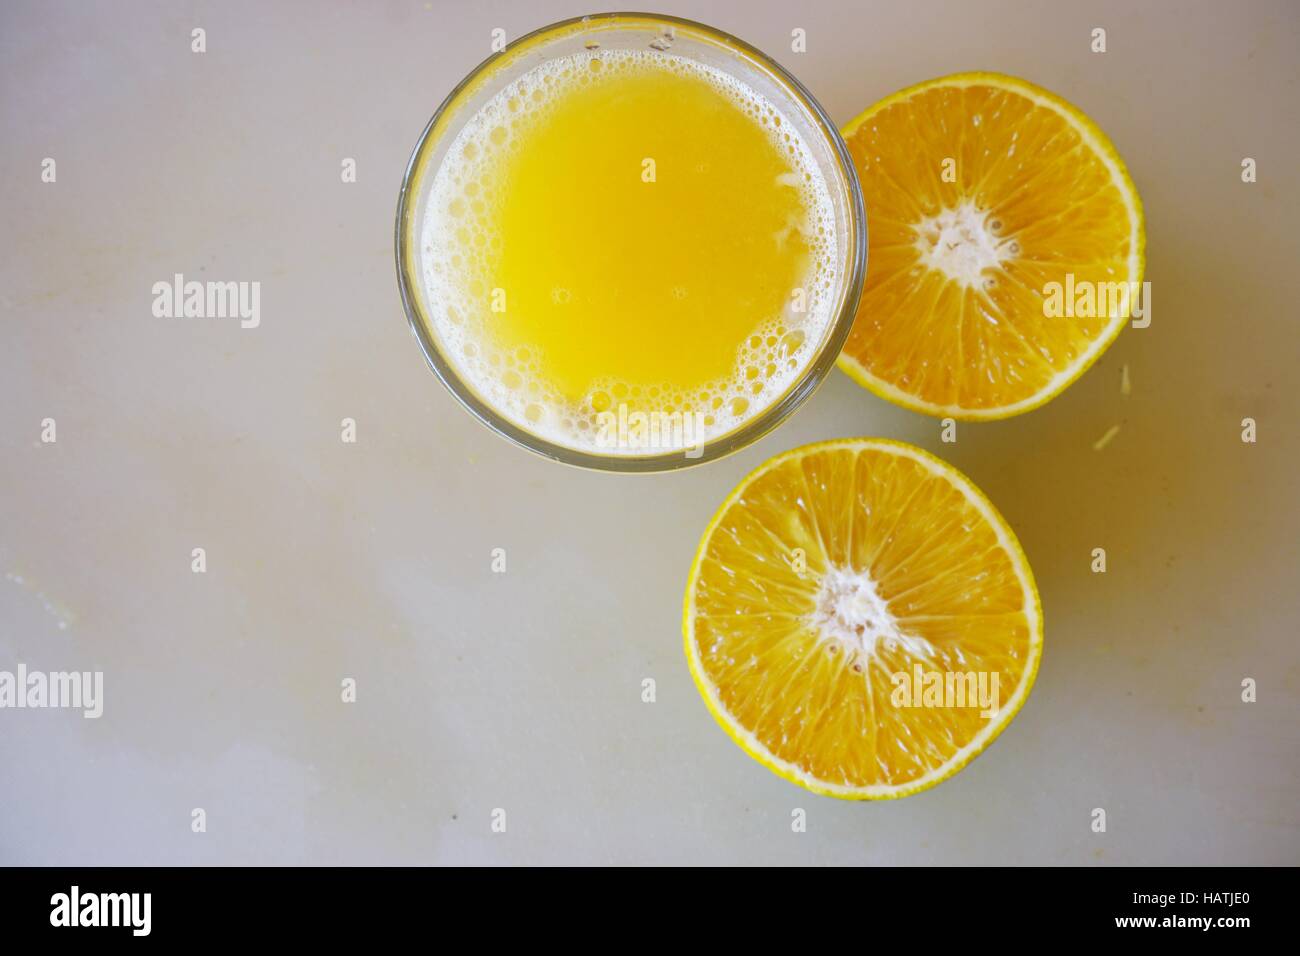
[420,49,840,454]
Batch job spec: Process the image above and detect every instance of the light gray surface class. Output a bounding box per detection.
[2,0,1297,865]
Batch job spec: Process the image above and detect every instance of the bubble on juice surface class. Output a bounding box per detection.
[419,48,842,455]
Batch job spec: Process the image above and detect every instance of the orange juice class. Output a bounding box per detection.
[419,48,841,455]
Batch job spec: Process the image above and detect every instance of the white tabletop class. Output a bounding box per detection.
[2,0,1297,864]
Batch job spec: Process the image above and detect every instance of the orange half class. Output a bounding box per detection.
[683,439,1042,798]
[839,72,1145,418]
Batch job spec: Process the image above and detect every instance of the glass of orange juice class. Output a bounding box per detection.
[397,13,866,471]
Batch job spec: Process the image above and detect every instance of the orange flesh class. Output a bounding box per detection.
[688,444,1036,791]
[842,81,1139,413]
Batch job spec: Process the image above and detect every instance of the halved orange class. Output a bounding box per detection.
[839,72,1145,418]
[683,439,1041,798]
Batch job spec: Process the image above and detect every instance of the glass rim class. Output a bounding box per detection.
[395,11,868,473]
